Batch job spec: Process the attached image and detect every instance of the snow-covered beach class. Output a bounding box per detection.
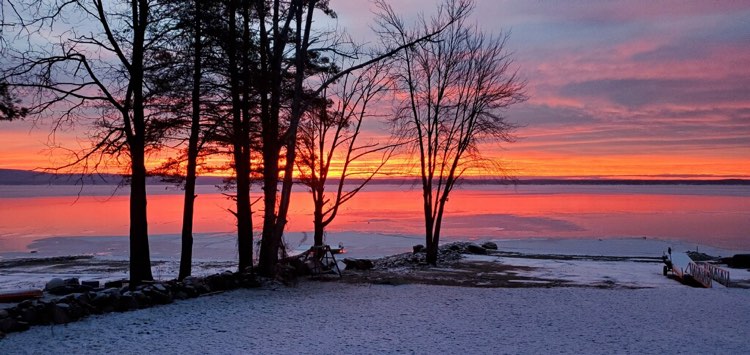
[2,282,750,354]
[2,237,750,353]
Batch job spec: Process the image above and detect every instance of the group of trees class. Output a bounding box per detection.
[1,0,525,284]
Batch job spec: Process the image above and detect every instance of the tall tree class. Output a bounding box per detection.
[254,0,461,274]
[1,0,177,284]
[254,0,331,274]
[226,0,255,272]
[381,0,527,264]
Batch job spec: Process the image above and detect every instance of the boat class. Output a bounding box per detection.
[0,288,44,303]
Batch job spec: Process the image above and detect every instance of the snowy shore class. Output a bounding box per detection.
[1,238,750,353]
[2,281,750,354]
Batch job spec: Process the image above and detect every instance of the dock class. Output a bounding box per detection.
[664,251,730,288]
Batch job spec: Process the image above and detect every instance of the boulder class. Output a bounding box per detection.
[117,292,138,311]
[725,254,750,269]
[466,243,487,255]
[52,303,72,324]
[481,242,498,250]
[154,283,168,293]
[413,244,425,253]
[47,284,92,296]
[0,317,15,333]
[63,278,80,286]
[342,258,374,270]
[45,278,65,291]
[104,280,125,289]
[81,280,100,289]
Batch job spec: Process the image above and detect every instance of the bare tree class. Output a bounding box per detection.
[254,0,464,275]
[1,0,178,284]
[380,0,527,265]
[297,57,396,246]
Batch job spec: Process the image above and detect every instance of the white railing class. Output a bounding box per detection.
[686,262,712,288]
[699,262,731,287]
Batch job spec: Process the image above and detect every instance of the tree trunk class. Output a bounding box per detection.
[179,155,196,280]
[428,204,448,266]
[128,0,153,285]
[255,0,287,276]
[422,184,438,265]
[313,189,325,246]
[129,142,154,284]
[178,0,203,281]
[258,143,280,274]
[227,0,253,273]
[235,158,252,271]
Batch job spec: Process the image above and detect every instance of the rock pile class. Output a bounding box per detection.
[0,271,259,338]
[372,241,498,269]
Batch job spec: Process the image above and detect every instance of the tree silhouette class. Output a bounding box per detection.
[297,57,397,246]
[380,0,527,264]
[1,0,182,284]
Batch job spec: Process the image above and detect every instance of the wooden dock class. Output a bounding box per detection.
[665,251,730,288]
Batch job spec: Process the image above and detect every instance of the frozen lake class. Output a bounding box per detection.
[1,184,749,260]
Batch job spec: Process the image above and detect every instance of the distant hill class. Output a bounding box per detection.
[0,168,747,186]
[0,169,226,186]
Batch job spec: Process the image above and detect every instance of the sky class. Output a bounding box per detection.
[1,0,749,178]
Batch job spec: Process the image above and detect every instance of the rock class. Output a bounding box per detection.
[52,303,71,324]
[0,309,8,319]
[0,317,14,332]
[413,244,425,253]
[19,305,43,324]
[104,280,124,289]
[725,254,750,268]
[63,278,80,286]
[45,278,65,291]
[466,243,487,254]
[183,276,198,285]
[481,242,498,250]
[144,286,172,305]
[131,291,148,306]
[14,321,30,332]
[81,280,100,288]
[154,283,168,293]
[47,284,93,296]
[183,285,198,298]
[117,292,138,311]
[342,258,374,270]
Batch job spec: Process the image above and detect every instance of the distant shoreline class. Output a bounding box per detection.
[1,168,748,186]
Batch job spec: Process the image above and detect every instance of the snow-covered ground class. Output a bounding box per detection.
[2,237,749,353]
[2,282,750,354]
[3,235,748,290]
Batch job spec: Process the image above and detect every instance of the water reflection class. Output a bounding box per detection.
[0,185,748,252]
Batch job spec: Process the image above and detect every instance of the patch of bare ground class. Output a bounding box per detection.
[340,259,571,288]
[336,242,646,289]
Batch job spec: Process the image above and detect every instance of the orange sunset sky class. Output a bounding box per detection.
[1,0,749,179]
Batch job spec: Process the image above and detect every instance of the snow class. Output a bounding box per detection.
[2,282,750,353]
[2,237,750,352]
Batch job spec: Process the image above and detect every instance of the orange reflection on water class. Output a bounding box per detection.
[1,185,748,252]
